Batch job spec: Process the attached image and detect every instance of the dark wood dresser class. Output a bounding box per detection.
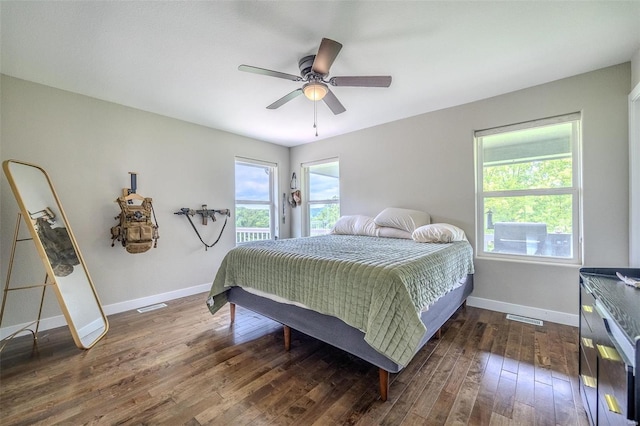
[579,268,640,425]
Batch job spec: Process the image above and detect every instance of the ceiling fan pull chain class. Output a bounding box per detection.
[314,99,319,137]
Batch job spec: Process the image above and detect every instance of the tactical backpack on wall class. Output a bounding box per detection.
[111,196,159,254]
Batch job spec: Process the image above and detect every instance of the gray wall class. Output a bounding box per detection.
[291,63,631,323]
[0,75,289,328]
[632,48,640,88]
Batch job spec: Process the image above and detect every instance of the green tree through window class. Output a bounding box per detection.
[235,207,270,228]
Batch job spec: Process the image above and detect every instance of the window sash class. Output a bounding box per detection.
[234,158,277,244]
[475,114,581,264]
[302,159,340,237]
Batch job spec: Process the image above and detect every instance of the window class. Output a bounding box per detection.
[302,159,340,236]
[475,113,582,263]
[235,158,277,244]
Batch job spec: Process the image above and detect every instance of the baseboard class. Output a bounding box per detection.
[466,296,578,327]
[0,283,211,340]
[101,283,211,316]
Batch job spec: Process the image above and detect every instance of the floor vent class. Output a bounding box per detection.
[506,314,543,326]
[137,303,167,313]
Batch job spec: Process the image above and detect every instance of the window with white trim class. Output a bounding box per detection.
[302,159,340,236]
[475,113,582,263]
[235,158,277,244]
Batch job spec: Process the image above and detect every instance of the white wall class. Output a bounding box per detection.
[291,63,631,325]
[0,75,290,330]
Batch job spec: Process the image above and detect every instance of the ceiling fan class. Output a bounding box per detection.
[238,38,392,115]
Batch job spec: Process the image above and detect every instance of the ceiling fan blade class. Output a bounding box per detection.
[329,76,392,87]
[267,89,303,109]
[322,89,346,115]
[238,65,301,82]
[312,38,342,76]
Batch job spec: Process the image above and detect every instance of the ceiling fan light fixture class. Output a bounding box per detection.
[303,82,328,101]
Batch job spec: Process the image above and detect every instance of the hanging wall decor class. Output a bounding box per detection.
[110,172,159,254]
[174,205,230,251]
[289,172,301,208]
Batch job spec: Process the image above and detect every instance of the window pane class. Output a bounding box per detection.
[483,157,572,192]
[235,204,271,243]
[482,122,573,191]
[309,203,340,236]
[235,162,270,201]
[484,194,573,258]
[309,162,339,201]
[234,158,276,245]
[304,160,340,237]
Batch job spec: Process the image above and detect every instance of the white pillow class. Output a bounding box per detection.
[331,215,378,236]
[377,227,412,239]
[412,223,467,243]
[374,207,431,233]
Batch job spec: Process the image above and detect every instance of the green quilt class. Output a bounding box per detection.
[207,235,474,366]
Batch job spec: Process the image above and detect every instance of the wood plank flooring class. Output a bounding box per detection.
[0,293,589,425]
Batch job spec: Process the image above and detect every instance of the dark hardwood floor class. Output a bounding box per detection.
[0,293,589,425]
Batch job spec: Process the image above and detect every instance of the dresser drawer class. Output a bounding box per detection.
[579,269,640,425]
[597,346,632,425]
[581,286,597,337]
[580,343,598,425]
[580,312,598,382]
[581,288,611,346]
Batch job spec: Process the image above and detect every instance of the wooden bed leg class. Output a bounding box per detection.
[435,328,442,339]
[379,368,389,402]
[229,303,236,324]
[283,325,291,351]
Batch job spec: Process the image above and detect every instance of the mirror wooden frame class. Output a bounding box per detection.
[2,159,108,349]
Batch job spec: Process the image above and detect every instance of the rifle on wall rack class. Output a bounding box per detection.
[174,205,231,250]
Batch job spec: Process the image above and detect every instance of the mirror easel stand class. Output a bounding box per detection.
[0,213,55,352]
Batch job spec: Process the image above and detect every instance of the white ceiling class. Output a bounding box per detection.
[2,1,639,147]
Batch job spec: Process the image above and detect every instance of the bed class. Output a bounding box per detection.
[206,233,474,401]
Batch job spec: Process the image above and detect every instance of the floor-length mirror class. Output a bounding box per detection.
[3,160,108,348]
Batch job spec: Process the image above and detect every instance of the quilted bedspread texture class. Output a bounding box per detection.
[207,235,474,367]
